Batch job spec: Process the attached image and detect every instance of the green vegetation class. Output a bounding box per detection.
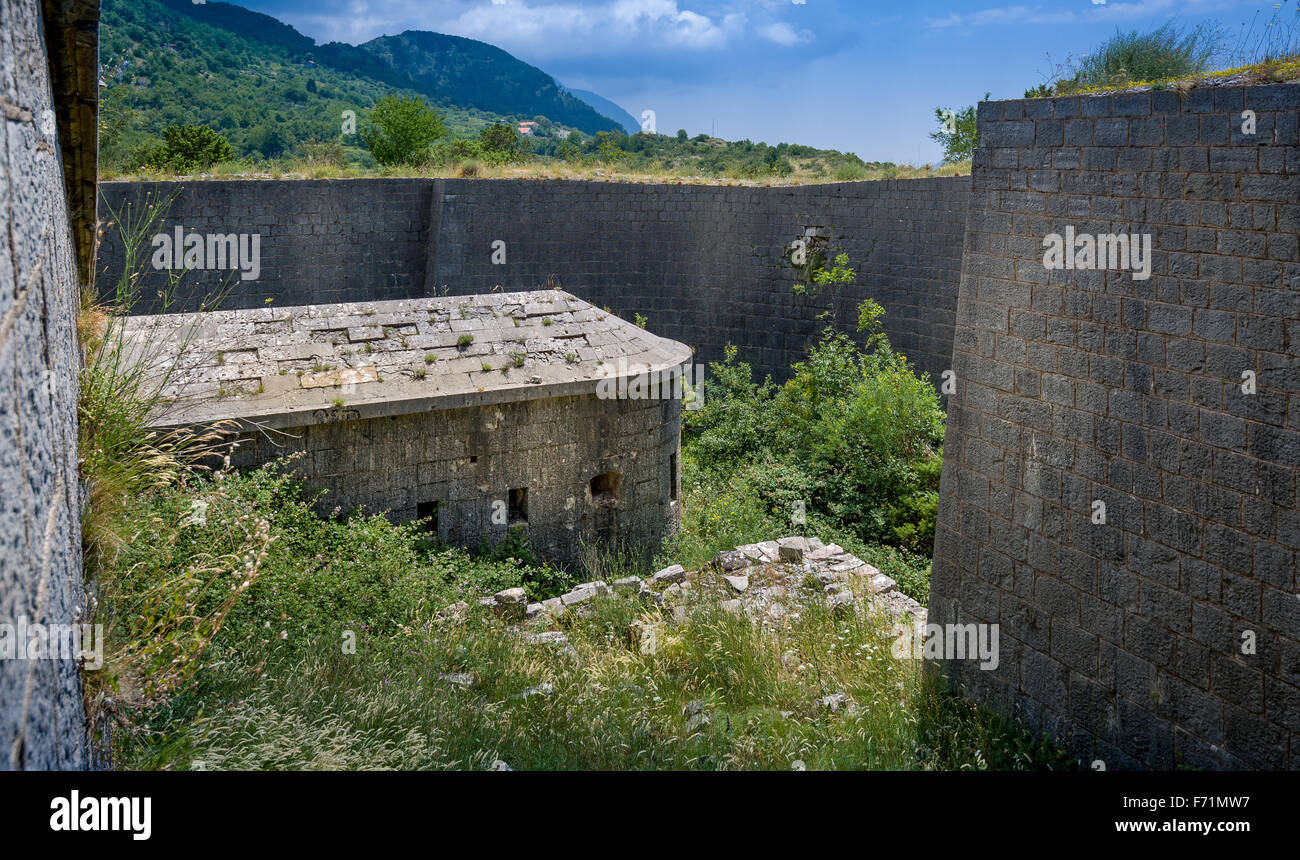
[95,452,1071,770]
[1054,22,1221,94]
[477,123,529,165]
[118,554,1071,770]
[792,249,858,298]
[79,193,251,729]
[134,124,234,173]
[1025,14,1300,97]
[361,95,445,167]
[929,96,985,165]
[674,300,945,597]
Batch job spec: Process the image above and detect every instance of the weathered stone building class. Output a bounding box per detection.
[128,290,692,568]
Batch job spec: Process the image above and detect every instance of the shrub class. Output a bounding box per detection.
[478,123,526,165]
[300,141,345,166]
[833,162,870,181]
[361,95,446,167]
[684,300,945,551]
[135,124,234,173]
[430,138,482,166]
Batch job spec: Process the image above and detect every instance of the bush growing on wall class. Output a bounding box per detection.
[684,300,946,552]
[1064,22,1221,91]
[1037,21,1224,95]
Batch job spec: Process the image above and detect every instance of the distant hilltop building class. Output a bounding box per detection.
[517,121,538,136]
[127,291,692,568]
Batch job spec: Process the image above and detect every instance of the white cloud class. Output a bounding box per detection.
[443,0,739,56]
[758,21,813,46]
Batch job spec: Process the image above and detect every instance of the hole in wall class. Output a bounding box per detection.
[589,472,623,508]
[508,487,528,523]
[416,501,440,534]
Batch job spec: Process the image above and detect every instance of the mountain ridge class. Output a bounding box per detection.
[146,0,620,135]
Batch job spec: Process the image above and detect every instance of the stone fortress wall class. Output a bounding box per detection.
[929,84,1300,770]
[0,0,98,769]
[97,176,971,385]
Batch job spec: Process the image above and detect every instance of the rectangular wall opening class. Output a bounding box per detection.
[416,501,440,534]
[508,487,528,524]
[670,453,678,500]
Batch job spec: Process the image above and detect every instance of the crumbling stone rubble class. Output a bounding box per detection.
[480,536,927,644]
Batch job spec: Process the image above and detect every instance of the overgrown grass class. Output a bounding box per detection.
[84,451,1068,771]
[1033,12,1300,97]
[111,499,1071,771]
[80,191,256,739]
[99,157,970,186]
[660,449,934,604]
[675,300,945,602]
[1058,22,1221,94]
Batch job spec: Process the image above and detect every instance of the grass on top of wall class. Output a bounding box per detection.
[1056,54,1300,96]
[98,158,972,187]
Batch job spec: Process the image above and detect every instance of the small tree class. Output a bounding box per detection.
[557,131,584,162]
[361,95,445,167]
[137,125,234,173]
[928,93,986,164]
[594,130,628,164]
[478,122,526,165]
[248,125,289,160]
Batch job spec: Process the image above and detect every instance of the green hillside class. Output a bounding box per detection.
[98,0,614,171]
[98,0,895,183]
[355,31,618,134]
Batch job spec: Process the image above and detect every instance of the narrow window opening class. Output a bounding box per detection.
[508,487,528,524]
[469,455,478,464]
[416,501,440,534]
[670,453,678,501]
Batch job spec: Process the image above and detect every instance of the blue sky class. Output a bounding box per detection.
[236,0,1297,163]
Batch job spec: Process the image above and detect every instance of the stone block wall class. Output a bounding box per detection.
[0,0,91,769]
[227,393,681,569]
[97,177,970,383]
[929,85,1300,769]
[96,179,433,310]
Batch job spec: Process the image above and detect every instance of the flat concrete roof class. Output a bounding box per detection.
[126,290,693,430]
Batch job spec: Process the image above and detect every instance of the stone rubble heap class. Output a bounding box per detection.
[477,536,928,639]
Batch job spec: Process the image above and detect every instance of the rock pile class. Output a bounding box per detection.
[481,536,927,637]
